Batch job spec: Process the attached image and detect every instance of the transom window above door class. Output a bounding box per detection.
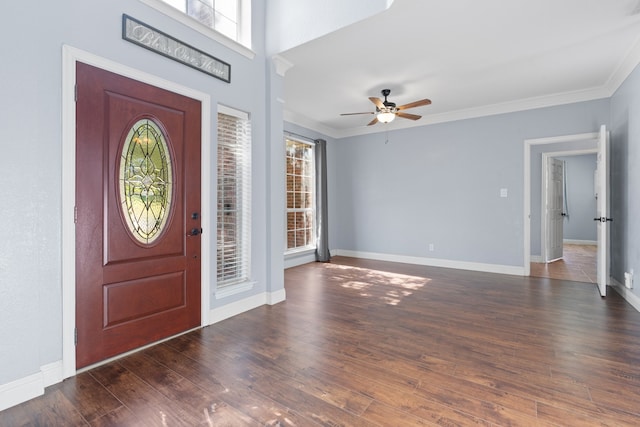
[139,0,252,53]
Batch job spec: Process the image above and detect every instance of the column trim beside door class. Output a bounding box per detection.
[62,45,212,378]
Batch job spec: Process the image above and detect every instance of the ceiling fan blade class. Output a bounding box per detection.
[397,98,431,111]
[340,112,375,116]
[367,117,379,126]
[369,97,385,109]
[396,112,421,121]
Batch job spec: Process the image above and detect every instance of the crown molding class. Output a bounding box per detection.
[284,85,612,139]
[605,33,640,95]
[272,55,294,77]
[283,109,340,138]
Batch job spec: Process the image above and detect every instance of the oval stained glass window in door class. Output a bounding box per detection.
[119,118,173,244]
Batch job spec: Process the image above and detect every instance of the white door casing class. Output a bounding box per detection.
[62,45,212,378]
[595,125,611,297]
[524,132,599,277]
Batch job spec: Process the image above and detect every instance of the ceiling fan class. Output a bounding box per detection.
[340,89,432,126]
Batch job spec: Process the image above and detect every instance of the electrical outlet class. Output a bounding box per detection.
[625,271,634,289]
[428,243,434,252]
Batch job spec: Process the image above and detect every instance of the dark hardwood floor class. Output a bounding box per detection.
[3,256,640,426]
[530,244,597,283]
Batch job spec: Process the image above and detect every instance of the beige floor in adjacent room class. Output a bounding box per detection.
[530,243,597,283]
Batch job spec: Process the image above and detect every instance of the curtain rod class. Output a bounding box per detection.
[284,131,317,144]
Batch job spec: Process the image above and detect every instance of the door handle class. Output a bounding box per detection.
[593,217,613,222]
[188,228,203,236]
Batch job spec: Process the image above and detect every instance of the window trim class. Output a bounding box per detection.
[137,0,255,59]
[285,137,317,254]
[214,279,256,299]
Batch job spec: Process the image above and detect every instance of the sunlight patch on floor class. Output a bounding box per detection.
[326,263,431,305]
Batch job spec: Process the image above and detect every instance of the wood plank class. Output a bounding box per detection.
[57,373,122,423]
[89,363,201,426]
[91,405,153,427]
[1,389,89,426]
[117,352,256,426]
[361,400,438,427]
[142,342,314,426]
[249,369,379,427]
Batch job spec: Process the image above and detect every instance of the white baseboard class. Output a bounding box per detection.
[333,249,525,276]
[41,361,63,388]
[209,289,286,324]
[284,251,316,269]
[564,239,597,245]
[267,288,287,305]
[0,371,43,412]
[611,278,640,313]
[0,360,63,412]
[530,255,544,263]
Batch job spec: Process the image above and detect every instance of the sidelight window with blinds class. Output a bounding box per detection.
[217,106,251,289]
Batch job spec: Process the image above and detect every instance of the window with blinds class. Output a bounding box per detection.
[285,138,316,252]
[217,107,251,288]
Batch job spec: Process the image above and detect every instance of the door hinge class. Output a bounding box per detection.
[74,206,78,224]
[74,84,78,102]
[74,327,78,346]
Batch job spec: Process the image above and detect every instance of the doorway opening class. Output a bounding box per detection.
[523,131,604,285]
[533,150,598,283]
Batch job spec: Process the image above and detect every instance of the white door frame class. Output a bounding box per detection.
[61,45,212,378]
[596,125,610,296]
[540,150,597,263]
[523,132,598,276]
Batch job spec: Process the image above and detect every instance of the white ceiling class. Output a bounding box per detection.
[278,0,640,138]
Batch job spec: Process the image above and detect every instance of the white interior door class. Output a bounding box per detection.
[546,157,565,262]
[595,125,610,296]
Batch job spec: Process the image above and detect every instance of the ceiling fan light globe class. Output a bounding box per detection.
[377,111,396,123]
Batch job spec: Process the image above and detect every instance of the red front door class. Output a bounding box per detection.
[75,62,202,368]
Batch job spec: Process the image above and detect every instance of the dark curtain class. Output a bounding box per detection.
[315,139,330,262]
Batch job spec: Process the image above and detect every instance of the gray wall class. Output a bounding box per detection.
[556,154,597,242]
[610,58,640,299]
[0,0,274,385]
[329,100,610,268]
